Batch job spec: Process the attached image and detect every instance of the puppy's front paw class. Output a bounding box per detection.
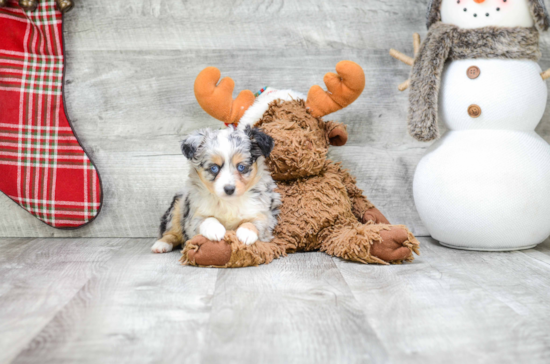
[237,227,258,245]
[151,240,173,253]
[200,218,226,241]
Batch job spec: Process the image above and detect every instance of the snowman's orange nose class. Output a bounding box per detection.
[473,0,485,3]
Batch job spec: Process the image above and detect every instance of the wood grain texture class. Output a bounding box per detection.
[0,238,129,364]
[1,0,550,237]
[335,237,550,364]
[201,253,387,364]
[2,237,550,363]
[9,239,218,364]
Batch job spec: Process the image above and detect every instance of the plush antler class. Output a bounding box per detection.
[389,33,421,91]
[194,67,255,126]
[306,61,365,118]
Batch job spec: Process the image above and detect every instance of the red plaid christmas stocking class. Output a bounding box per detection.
[0,0,102,228]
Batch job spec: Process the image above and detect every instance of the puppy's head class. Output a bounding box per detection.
[181,126,274,199]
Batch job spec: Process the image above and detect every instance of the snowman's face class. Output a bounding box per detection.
[440,0,534,28]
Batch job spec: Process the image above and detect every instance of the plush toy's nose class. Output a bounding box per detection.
[473,0,485,3]
[328,125,348,146]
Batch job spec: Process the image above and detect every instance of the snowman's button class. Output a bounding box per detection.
[467,66,480,79]
[468,104,482,118]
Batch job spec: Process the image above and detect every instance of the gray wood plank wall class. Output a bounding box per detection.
[1,0,550,237]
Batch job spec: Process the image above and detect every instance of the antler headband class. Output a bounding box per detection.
[194,61,365,124]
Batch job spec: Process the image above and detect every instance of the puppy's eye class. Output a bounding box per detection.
[210,165,220,174]
[237,164,246,173]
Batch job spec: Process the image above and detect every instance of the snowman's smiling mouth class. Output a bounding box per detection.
[462,8,501,18]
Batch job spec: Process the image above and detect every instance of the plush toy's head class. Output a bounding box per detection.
[194,61,365,181]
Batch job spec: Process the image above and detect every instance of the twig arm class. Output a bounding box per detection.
[413,33,421,56]
[541,68,550,81]
[398,79,410,92]
[389,49,413,66]
[390,33,420,92]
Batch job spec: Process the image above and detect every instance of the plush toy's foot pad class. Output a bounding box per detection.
[372,225,420,264]
[181,235,232,267]
[180,231,285,268]
[320,223,420,265]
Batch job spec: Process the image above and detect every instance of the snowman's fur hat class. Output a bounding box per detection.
[426,0,550,31]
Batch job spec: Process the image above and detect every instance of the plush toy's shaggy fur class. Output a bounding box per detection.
[409,23,541,141]
[426,0,550,31]
[181,89,420,267]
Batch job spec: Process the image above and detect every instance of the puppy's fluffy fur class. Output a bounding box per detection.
[151,125,281,253]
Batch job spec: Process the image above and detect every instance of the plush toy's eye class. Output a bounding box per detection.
[237,164,246,173]
[210,165,220,174]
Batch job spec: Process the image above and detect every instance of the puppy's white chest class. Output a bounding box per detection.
[197,198,263,230]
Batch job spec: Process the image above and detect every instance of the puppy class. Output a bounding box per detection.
[151,125,281,253]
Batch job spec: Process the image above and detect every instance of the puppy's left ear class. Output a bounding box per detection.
[245,125,274,159]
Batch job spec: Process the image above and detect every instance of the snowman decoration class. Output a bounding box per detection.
[391,0,550,250]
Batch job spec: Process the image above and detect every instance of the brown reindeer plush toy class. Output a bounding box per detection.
[180,61,420,267]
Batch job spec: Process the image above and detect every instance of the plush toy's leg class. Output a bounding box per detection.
[328,163,390,224]
[319,221,419,264]
[180,231,286,268]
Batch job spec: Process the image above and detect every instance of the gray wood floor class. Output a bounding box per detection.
[2,0,550,237]
[1,237,550,364]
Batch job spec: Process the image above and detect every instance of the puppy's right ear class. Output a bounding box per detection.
[181,130,207,160]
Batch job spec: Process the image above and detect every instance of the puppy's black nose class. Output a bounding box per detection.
[224,185,236,195]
